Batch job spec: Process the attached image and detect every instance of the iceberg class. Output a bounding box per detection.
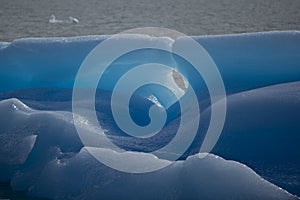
[1,31,300,96]
[0,31,300,199]
[174,31,300,95]
[211,81,300,195]
[0,98,296,199]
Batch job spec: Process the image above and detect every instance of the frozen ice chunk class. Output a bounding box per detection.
[28,148,297,200]
[0,134,36,165]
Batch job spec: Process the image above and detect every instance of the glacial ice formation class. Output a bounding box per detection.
[0,98,296,199]
[0,31,300,199]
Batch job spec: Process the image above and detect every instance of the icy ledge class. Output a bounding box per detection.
[0,98,298,200]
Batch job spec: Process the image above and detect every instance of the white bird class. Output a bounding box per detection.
[49,15,63,23]
[68,16,79,24]
[49,14,79,24]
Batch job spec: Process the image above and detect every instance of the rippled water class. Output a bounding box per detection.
[0,0,300,41]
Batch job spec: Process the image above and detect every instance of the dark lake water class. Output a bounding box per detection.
[0,0,300,41]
